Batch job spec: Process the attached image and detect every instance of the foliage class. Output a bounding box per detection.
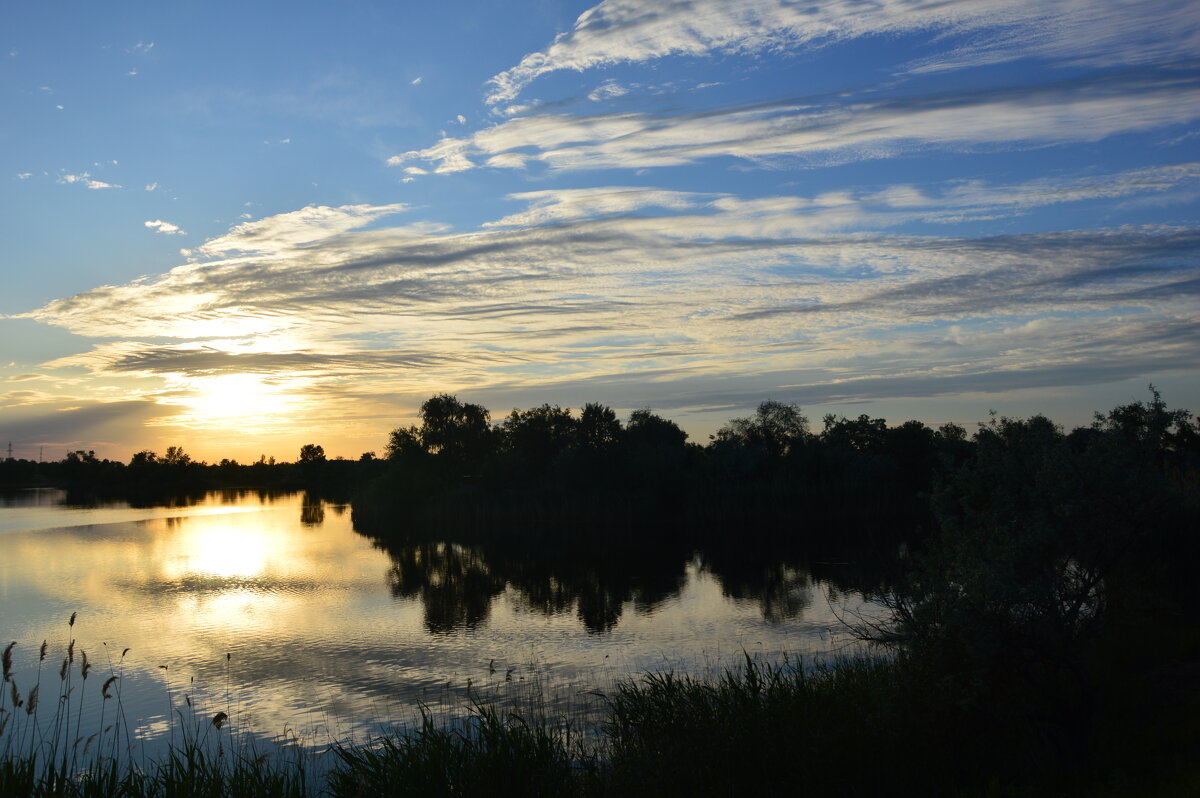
[867,388,1200,773]
[298,443,326,463]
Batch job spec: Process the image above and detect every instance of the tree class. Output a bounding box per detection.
[65,450,100,465]
[129,450,158,467]
[868,394,1200,763]
[625,409,688,451]
[389,394,495,478]
[299,443,327,463]
[162,446,191,467]
[386,425,426,462]
[714,401,809,459]
[821,413,887,452]
[501,404,578,471]
[578,402,623,450]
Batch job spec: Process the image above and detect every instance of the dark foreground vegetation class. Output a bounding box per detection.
[2,388,1198,795]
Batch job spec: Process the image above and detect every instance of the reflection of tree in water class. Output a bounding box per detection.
[371,531,688,635]
[504,540,688,634]
[386,542,506,634]
[300,492,326,526]
[361,517,905,634]
[702,552,814,623]
[701,531,909,623]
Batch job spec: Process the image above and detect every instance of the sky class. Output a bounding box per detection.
[1,0,1198,463]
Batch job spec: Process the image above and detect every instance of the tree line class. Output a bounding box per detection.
[0,441,383,497]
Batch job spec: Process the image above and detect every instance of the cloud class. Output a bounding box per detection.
[456,114,467,124]
[401,71,1200,175]
[485,0,1200,104]
[16,173,31,180]
[145,219,187,236]
[67,344,480,378]
[471,164,1200,235]
[587,80,629,102]
[484,186,721,227]
[145,182,158,191]
[18,157,1197,426]
[0,399,179,450]
[196,203,410,257]
[389,137,473,173]
[127,68,138,76]
[411,76,423,86]
[58,172,121,189]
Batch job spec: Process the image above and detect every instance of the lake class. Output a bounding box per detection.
[0,488,885,755]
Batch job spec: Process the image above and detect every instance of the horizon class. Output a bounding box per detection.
[2,0,1198,463]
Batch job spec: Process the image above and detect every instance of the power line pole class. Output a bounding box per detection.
[6,441,11,460]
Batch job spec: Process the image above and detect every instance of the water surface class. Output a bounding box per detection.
[0,489,884,751]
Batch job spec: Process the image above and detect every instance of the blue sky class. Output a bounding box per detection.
[2,0,1198,461]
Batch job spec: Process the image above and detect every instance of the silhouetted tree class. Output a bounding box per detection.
[162,446,192,467]
[715,401,809,459]
[625,409,687,451]
[419,394,494,476]
[821,413,888,452]
[299,443,327,463]
[385,426,426,461]
[578,402,623,450]
[129,450,158,467]
[500,403,577,473]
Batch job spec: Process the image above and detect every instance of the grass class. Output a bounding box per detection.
[329,703,593,798]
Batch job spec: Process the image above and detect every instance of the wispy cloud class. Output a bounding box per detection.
[194,203,410,257]
[22,160,1199,418]
[486,0,1200,105]
[399,71,1200,175]
[484,186,721,227]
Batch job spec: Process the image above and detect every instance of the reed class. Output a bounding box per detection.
[0,614,314,798]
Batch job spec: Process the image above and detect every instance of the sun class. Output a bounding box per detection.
[184,373,291,426]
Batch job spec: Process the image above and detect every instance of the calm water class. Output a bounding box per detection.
[0,489,884,753]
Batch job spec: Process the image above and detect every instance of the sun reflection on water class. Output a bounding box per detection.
[166,524,270,579]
